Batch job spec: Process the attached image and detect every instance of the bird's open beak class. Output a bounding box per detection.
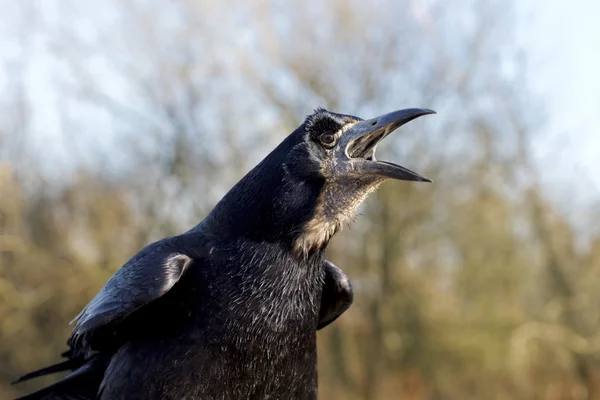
[344,108,435,182]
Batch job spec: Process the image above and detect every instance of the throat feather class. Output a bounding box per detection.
[293,179,382,256]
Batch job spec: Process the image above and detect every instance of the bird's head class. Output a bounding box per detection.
[205,107,434,257]
[287,107,434,183]
[285,107,435,255]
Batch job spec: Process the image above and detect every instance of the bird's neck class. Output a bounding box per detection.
[200,143,325,252]
[291,177,383,255]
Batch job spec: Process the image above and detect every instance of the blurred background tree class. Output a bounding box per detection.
[1,0,600,399]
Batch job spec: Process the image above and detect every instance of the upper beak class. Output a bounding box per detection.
[344,108,435,182]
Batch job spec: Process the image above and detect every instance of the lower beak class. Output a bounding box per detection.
[344,108,435,182]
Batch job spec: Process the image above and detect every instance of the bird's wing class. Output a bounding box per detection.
[317,260,354,330]
[70,239,193,347]
[13,237,199,398]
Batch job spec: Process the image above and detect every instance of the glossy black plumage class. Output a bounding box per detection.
[318,261,354,330]
[14,107,433,400]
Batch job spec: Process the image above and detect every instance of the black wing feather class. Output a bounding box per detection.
[13,237,196,399]
[71,250,192,341]
[14,356,106,400]
[12,359,83,385]
[317,260,354,330]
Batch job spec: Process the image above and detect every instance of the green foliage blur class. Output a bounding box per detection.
[2,1,600,399]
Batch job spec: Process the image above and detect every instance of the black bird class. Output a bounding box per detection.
[14,107,434,400]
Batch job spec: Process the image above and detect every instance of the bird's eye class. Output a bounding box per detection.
[320,133,336,148]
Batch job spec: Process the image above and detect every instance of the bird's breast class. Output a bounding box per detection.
[135,248,322,398]
[103,243,324,399]
[173,242,325,336]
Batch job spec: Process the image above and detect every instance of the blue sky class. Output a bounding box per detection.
[519,0,600,197]
[1,0,599,204]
